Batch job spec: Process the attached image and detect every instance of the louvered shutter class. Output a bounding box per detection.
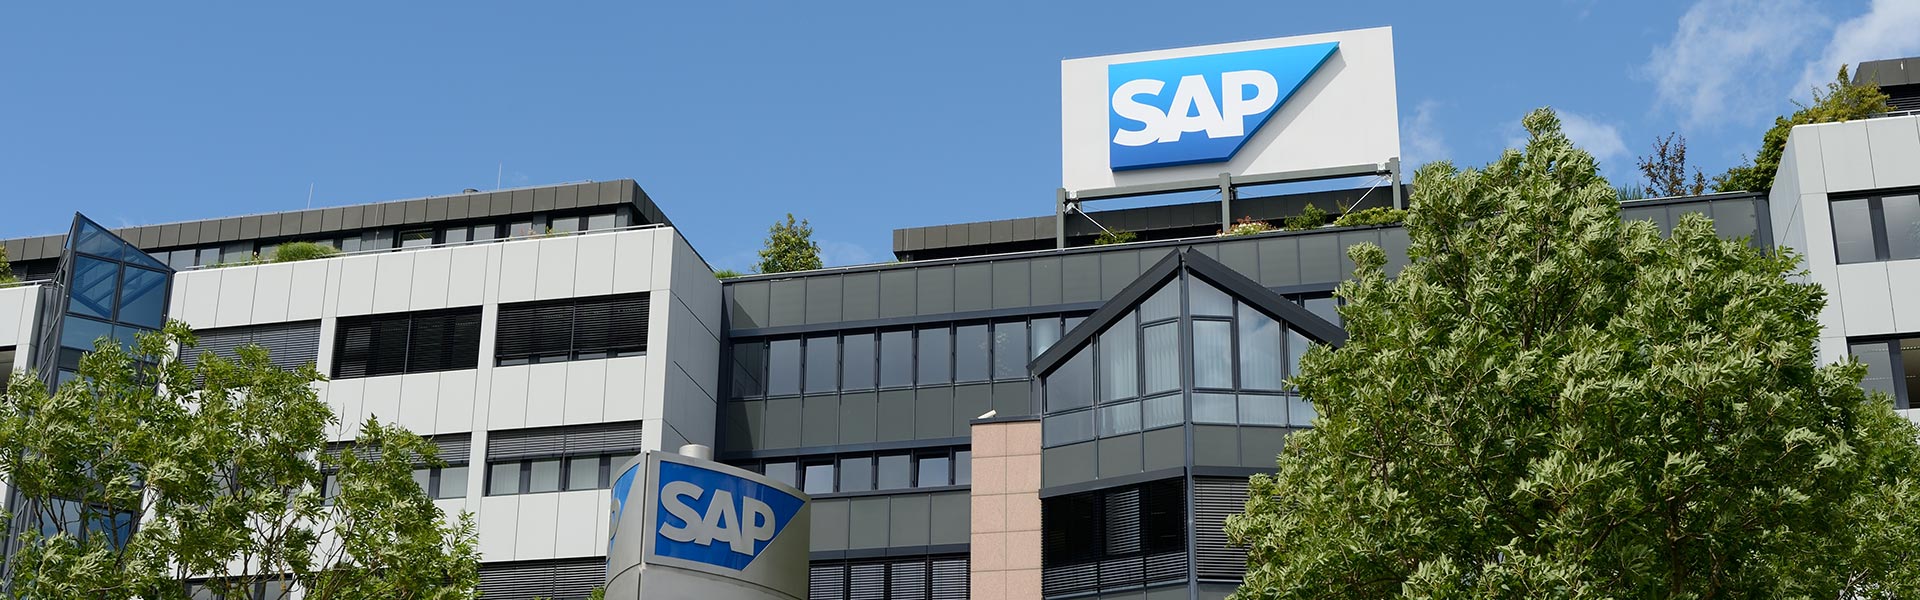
[366,315,411,377]
[477,559,604,600]
[888,560,927,598]
[809,563,847,600]
[486,421,643,462]
[332,317,376,379]
[847,562,887,600]
[929,557,968,600]
[250,321,322,370]
[1193,477,1250,581]
[406,307,481,374]
[573,293,649,356]
[497,300,572,362]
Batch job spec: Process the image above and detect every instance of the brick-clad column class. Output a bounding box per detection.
[970,417,1043,600]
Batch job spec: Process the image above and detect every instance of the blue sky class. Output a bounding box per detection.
[4,1,1917,272]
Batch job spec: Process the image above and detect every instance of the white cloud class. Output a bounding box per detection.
[1401,100,1450,168]
[1792,0,1920,100]
[818,240,876,267]
[1507,110,1629,169]
[1647,0,1826,129]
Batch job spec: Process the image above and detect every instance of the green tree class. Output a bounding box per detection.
[0,244,14,284]
[755,214,823,274]
[1714,66,1890,193]
[0,323,480,600]
[1635,132,1707,197]
[1094,228,1137,245]
[1226,108,1920,599]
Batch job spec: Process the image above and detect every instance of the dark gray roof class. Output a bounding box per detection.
[1855,57,1920,87]
[2,180,669,263]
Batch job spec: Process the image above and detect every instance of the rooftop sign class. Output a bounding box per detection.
[1062,27,1400,192]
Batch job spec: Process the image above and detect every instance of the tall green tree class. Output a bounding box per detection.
[1713,66,1890,193]
[755,213,823,273]
[0,322,480,600]
[1226,109,1920,599]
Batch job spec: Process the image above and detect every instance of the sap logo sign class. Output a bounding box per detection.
[1108,42,1338,171]
[653,461,804,571]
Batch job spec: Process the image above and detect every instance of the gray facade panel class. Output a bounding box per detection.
[968,222,991,248]
[723,402,757,453]
[341,206,364,230]
[300,210,323,235]
[914,386,954,439]
[991,220,1014,244]
[1098,433,1143,478]
[762,398,801,449]
[426,197,448,222]
[924,226,947,250]
[319,208,343,233]
[768,280,806,328]
[847,497,891,549]
[446,196,470,220]
[1099,251,1140,299]
[1241,427,1288,468]
[511,189,535,214]
[1012,217,1037,242]
[905,228,924,252]
[992,261,1031,309]
[489,192,512,217]
[238,217,260,240]
[179,221,202,245]
[876,390,914,442]
[1296,233,1338,284]
[533,187,556,212]
[841,273,879,321]
[1337,231,1377,278]
[597,181,624,206]
[878,270,917,319]
[811,499,850,552]
[1030,257,1063,306]
[1218,240,1257,279]
[260,214,285,239]
[1062,255,1100,304]
[805,276,843,325]
[731,281,770,330]
[992,381,1031,417]
[929,492,969,545]
[217,218,242,242]
[916,266,955,315]
[1258,237,1300,287]
[801,395,839,448]
[953,264,991,313]
[555,185,579,209]
[1193,425,1239,467]
[838,392,877,444]
[954,384,992,426]
[1144,427,1184,472]
[1380,227,1411,276]
[157,224,180,247]
[1042,441,1097,488]
[889,494,931,547]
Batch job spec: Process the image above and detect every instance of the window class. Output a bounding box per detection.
[805,335,837,393]
[916,455,950,489]
[879,330,913,388]
[1031,317,1061,358]
[1832,192,1920,263]
[410,465,469,499]
[767,339,801,396]
[803,462,835,495]
[179,320,322,373]
[955,324,990,382]
[495,293,649,365]
[508,217,546,238]
[764,461,798,488]
[482,422,639,496]
[483,454,619,496]
[877,454,913,490]
[333,307,482,378]
[1046,349,1095,412]
[917,327,950,384]
[550,216,582,234]
[1098,316,1137,402]
[1237,304,1285,391]
[586,211,617,231]
[1850,335,1920,409]
[841,333,875,391]
[838,456,873,493]
[0,347,12,395]
[737,447,969,495]
[731,341,767,398]
[399,229,435,248]
[1042,479,1185,595]
[992,321,1028,380]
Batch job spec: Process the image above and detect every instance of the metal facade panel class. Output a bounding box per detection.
[426,197,448,222]
[511,189,535,214]
[554,184,578,209]
[533,187,556,211]
[403,200,428,224]
[157,225,180,247]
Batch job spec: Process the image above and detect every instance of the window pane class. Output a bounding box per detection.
[443,227,469,244]
[1139,282,1179,322]
[1031,317,1062,358]
[568,456,601,490]
[1193,320,1234,389]
[197,247,221,266]
[731,342,767,398]
[551,216,581,233]
[1287,329,1310,384]
[768,339,801,396]
[1191,280,1234,317]
[1902,337,1920,411]
[1854,341,1898,401]
[1098,400,1141,436]
[880,331,914,388]
[439,466,468,499]
[841,333,876,391]
[1305,297,1341,326]
[413,468,432,495]
[1044,410,1094,446]
[222,242,254,263]
[1100,318,1138,402]
[167,249,195,270]
[1239,394,1287,425]
[1142,394,1183,429]
[69,257,118,319]
[838,457,873,493]
[400,229,434,248]
[1238,305,1284,391]
[954,451,971,485]
[803,463,835,495]
[1142,322,1179,395]
[1288,396,1317,427]
[1827,199,1873,261]
[60,315,115,351]
[917,455,950,488]
[470,225,498,242]
[955,325,990,382]
[804,336,837,393]
[587,212,617,231]
[1046,348,1095,412]
[877,454,913,490]
[509,220,540,238]
[993,322,1029,380]
[528,459,561,493]
[1884,195,1920,260]
[917,328,951,384]
[764,461,798,488]
[1193,393,1237,424]
[488,462,520,495]
[117,267,168,329]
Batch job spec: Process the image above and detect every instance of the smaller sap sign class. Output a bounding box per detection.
[651,460,805,571]
[1108,42,1337,170]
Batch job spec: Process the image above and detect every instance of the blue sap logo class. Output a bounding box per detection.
[1108,42,1338,170]
[653,461,804,571]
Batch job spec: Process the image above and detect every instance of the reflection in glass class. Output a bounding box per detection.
[117,267,168,329]
[1142,394,1182,429]
[70,257,118,319]
[1883,195,1920,260]
[528,459,561,493]
[1031,318,1061,358]
[1099,317,1137,402]
[60,316,116,351]
[954,451,971,485]
[1853,341,1898,401]
[878,454,913,490]
[1239,394,1287,426]
[1043,410,1094,446]
[1142,323,1178,395]
[955,325,990,382]
[917,455,950,488]
[1193,393,1237,424]
[993,322,1028,380]
[838,456,873,492]
[1098,401,1141,436]
[569,456,601,490]
[731,342,767,398]
[804,336,837,393]
[1288,396,1317,426]
[1193,320,1233,388]
[1139,282,1179,322]
[1238,305,1284,391]
[1190,280,1234,317]
[439,466,469,499]
[1046,348,1095,412]
[804,463,835,495]
[841,333,876,390]
[767,339,801,396]
[880,331,914,388]
[917,328,951,384]
[488,463,519,495]
[764,462,798,487]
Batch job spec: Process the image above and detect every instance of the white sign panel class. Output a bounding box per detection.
[1061,27,1400,192]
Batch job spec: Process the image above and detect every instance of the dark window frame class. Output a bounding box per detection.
[481,453,617,497]
[495,293,650,366]
[333,306,483,379]
[1832,188,1920,264]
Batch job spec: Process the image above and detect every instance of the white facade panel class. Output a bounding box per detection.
[563,360,608,425]
[1785,126,1825,196]
[1837,263,1895,336]
[488,364,531,430]
[513,492,561,561]
[611,229,656,295]
[360,375,404,431]
[180,271,221,327]
[552,491,604,558]
[572,234,617,298]
[398,372,441,434]
[524,362,569,428]
[497,241,540,304]
[477,495,521,561]
[1866,117,1920,190]
[323,378,365,441]
[446,245,491,308]
[372,253,415,314]
[214,268,257,327]
[1818,122,1877,193]
[603,355,648,424]
[435,369,479,435]
[0,284,34,347]
[250,263,294,324]
[334,256,379,317]
[409,249,453,311]
[288,261,331,321]
[534,238,580,300]
[1887,261,1920,333]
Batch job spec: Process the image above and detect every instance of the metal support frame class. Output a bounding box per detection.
[1056,159,1402,249]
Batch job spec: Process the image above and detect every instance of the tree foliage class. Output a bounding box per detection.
[1332,207,1409,228]
[1635,132,1707,197]
[1713,66,1890,193]
[1226,108,1920,599]
[0,244,14,284]
[1282,204,1331,231]
[755,213,823,274]
[1094,228,1137,245]
[0,323,480,599]
[272,241,342,263]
